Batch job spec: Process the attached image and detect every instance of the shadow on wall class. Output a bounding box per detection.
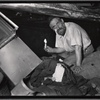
[17,21,55,58]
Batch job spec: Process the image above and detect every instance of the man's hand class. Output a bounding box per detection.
[44,46,53,53]
[72,66,82,74]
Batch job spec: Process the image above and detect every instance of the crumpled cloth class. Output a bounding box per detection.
[78,51,100,79]
[27,58,97,96]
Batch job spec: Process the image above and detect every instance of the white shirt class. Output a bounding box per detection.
[55,22,91,52]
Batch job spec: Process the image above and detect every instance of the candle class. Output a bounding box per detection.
[44,39,47,48]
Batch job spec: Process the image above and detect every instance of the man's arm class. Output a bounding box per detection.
[75,45,82,67]
[44,46,66,54]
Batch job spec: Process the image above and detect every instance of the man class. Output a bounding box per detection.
[44,17,94,73]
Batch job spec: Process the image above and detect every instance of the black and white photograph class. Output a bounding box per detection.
[0,2,100,97]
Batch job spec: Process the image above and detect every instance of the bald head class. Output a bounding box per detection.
[49,17,66,36]
[49,18,61,29]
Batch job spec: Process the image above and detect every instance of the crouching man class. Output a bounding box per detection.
[44,17,94,73]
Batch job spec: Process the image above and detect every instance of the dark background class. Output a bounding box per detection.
[0,8,100,58]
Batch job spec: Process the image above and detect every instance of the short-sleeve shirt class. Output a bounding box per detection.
[55,22,91,52]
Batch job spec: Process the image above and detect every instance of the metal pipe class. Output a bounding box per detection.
[0,12,19,30]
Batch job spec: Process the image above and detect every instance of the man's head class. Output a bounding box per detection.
[49,17,66,36]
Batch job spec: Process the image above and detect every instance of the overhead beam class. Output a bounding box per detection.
[0,3,100,21]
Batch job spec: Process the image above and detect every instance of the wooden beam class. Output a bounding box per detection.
[0,3,100,21]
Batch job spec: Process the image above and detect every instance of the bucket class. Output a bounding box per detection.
[11,79,34,96]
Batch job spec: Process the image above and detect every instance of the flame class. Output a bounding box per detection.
[44,39,47,43]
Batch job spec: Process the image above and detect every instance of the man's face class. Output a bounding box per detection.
[49,18,66,36]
